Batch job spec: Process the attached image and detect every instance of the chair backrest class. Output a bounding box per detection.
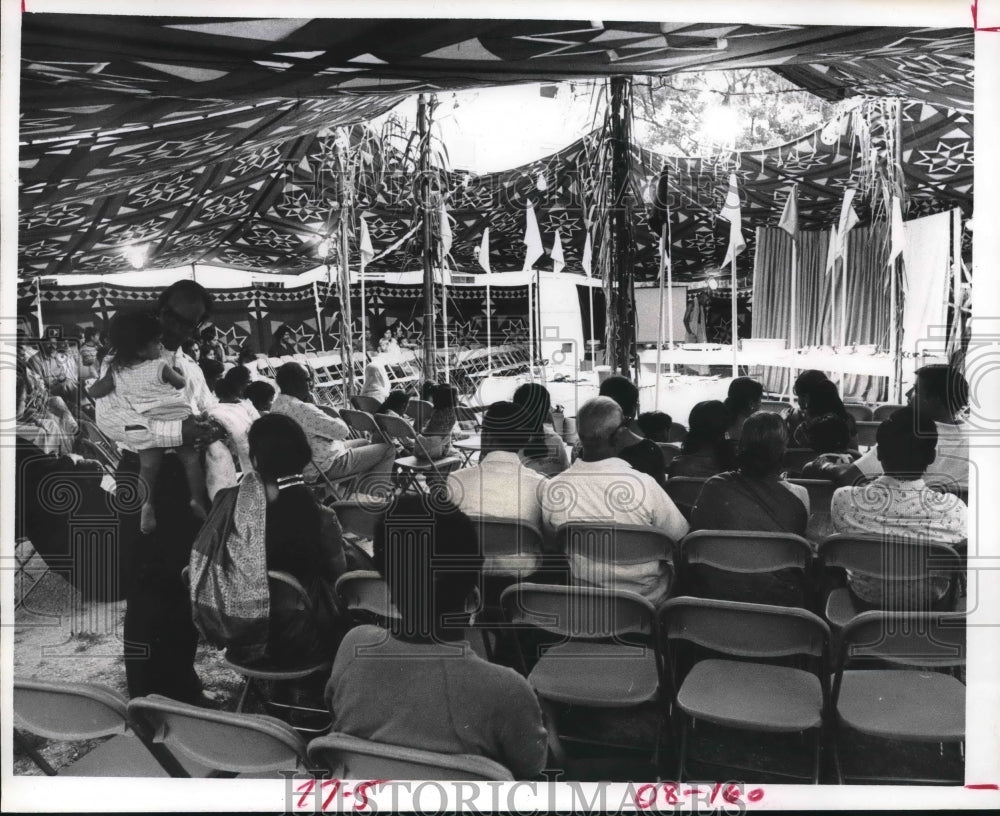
[657,442,682,469]
[681,530,813,574]
[659,596,829,660]
[332,498,391,542]
[783,448,818,472]
[844,403,874,422]
[351,395,382,413]
[501,582,657,640]
[307,732,513,781]
[406,399,434,429]
[873,403,906,422]
[759,400,791,414]
[455,405,480,426]
[334,570,400,623]
[558,523,675,568]
[470,515,546,559]
[268,570,314,616]
[817,534,962,606]
[375,412,417,442]
[855,420,880,448]
[14,679,130,741]
[127,694,308,774]
[340,408,381,439]
[837,610,966,669]
[787,478,837,518]
[664,477,708,518]
[667,422,688,444]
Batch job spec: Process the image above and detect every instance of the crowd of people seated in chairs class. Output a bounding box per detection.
[13,282,970,782]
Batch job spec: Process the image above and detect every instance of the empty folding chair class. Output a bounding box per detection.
[501,582,665,765]
[13,680,198,777]
[664,477,708,521]
[817,534,963,632]
[308,733,513,781]
[127,694,309,778]
[658,597,830,783]
[873,403,906,422]
[334,569,400,627]
[831,610,965,784]
[374,413,463,494]
[351,394,382,413]
[223,572,333,729]
[679,530,815,607]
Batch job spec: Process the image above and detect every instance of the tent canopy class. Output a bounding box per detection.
[18,16,973,281]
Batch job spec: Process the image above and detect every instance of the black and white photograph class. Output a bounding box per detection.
[3,0,998,810]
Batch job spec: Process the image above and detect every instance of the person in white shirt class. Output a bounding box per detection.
[806,365,970,492]
[831,405,967,608]
[447,401,548,577]
[540,396,689,604]
[270,362,396,493]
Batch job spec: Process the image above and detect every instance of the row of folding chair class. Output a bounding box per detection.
[13,680,512,780]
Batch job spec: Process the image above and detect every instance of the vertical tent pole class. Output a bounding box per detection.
[527,272,536,382]
[950,208,962,358]
[486,277,492,379]
[840,231,848,393]
[338,153,354,407]
[655,225,666,410]
[442,268,450,382]
[789,231,798,401]
[34,276,44,336]
[588,283,596,372]
[667,222,675,377]
[359,248,367,366]
[312,280,326,352]
[731,264,738,379]
[890,257,899,402]
[418,94,437,383]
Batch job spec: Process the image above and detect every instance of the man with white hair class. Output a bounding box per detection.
[540,396,689,603]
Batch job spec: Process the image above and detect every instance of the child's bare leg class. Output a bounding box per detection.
[175,445,209,521]
[137,448,164,534]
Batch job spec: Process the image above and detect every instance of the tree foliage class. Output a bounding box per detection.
[633,68,839,155]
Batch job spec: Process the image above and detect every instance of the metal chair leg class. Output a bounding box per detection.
[235,678,253,713]
[677,715,690,782]
[14,729,58,776]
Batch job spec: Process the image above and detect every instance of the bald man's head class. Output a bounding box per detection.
[577,396,625,461]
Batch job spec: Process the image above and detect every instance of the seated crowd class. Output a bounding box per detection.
[14,281,971,780]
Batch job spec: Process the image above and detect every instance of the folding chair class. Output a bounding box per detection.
[831,611,965,784]
[77,417,121,473]
[334,569,400,627]
[873,403,906,422]
[13,680,199,777]
[664,477,708,521]
[667,422,688,444]
[374,413,463,495]
[657,442,682,469]
[844,404,874,422]
[855,420,880,450]
[331,497,391,545]
[501,583,665,765]
[679,530,815,607]
[223,571,333,729]
[127,694,309,778]
[308,732,513,781]
[406,399,434,429]
[455,404,481,428]
[816,535,963,632]
[658,597,830,783]
[787,478,837,519]
[557,523,676,599]
[339,408,377,441]
[351,394,382,413]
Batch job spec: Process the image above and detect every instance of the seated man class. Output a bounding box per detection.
[806,365,969,492]
[270,362,395,493]
[540,396,689,604]
[446,401,548,578]
[324,494,549,780]
[830,406,967,609]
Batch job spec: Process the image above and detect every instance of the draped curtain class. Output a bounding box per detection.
[752,225,890,400]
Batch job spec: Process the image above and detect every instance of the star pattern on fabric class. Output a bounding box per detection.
[909,140,973,176]
[127,176,193,208]
[19,204,86,230]
[395,320,424,349]
[502,318,528,344]
[231,145,283,175]
[447,319,480,349]
[243,225,303,252]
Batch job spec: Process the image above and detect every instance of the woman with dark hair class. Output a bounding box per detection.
[598,375,666,489]
[267,324,300,358]
[512,382,570,477]
[324,493,548,779]
[793,379,859,450]
[199,325,228,364]
[784,369,828,439]
[668,400,736,478]
[415,383,460,461]
[376,389,411,419]
[723,377,763,442]
[691,412,808,535]
[244,413,353,666]
[205,367,260,499]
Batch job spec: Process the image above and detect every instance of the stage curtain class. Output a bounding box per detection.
[901,211,952,356]
[753,225,889,401]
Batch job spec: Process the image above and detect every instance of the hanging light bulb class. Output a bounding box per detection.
[707,278,719,291]
[316,238,332,259]
[122,244,149,269]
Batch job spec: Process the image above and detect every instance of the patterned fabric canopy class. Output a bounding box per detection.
[18,16,973,281]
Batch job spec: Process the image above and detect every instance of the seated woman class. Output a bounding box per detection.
[784,369,828,440]
[244,380,276,414]
[15,350,78,457]
[513,382,570,477]
[692,411,809,534]
[205,367,261,499]
[377,389,414,454]
[598,375,666,489]
[793,379,859,451]
[636,410,673,443]
[723,377,763,443]
[669,400,736,478]
[244,414,353,667]
[324,493,549,779]
[415,383,461,461]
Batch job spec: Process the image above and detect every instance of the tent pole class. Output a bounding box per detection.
[528,271,536,382]
[360,254,367,365]
[666,223,675,377]
[840,232,848,394]
[731,264,738,379]
[790,235,798,401]
[608,76,637,379]
[442,267,450,382]
[419,93,437,382]
[312,280,326,352]
[486,278,492,378]
[34,276,44,336]
[338,140,355,406]
[890,257,899,402]
[588,282,596,373]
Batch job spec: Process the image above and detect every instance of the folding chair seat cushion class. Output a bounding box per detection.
[58,734,179,777]
[836,669,964,740]
[528,641,659,707]
[676,659,823,732]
